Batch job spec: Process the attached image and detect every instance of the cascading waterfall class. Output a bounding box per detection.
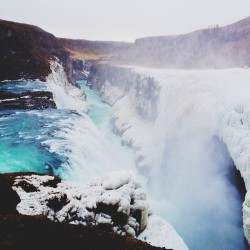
[88,66,250,250]
[0,79,134,179]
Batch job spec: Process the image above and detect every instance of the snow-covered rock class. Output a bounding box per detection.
[138,215,188,250]
[13,172,148,237]
[11,172,187,249]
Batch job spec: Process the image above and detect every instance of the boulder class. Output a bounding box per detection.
[0,175,20,214]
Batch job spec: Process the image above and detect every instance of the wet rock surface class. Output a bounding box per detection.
[0,90,56,110]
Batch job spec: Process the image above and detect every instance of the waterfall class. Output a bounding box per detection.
[88,65,250,249]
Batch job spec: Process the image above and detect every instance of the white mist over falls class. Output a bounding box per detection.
[84,66,250,250]
[2,62,250,249]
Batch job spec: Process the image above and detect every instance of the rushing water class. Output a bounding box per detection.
[0,81,64,175]
[76,80,138,177]
[0,80,137,182]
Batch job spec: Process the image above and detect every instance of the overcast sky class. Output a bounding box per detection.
[1,0,250,42]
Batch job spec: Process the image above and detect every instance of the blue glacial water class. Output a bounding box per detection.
[0,80,137,183]
[76,80,110,126]
[0,81,65,175]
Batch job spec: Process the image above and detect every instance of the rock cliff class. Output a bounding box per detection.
[126,16,250,68]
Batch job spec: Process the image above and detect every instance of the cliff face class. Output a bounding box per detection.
[88,64,159,121]
[127,16,250,68]
[0,20,69,81]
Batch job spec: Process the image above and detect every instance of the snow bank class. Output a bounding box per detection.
[46,60,87,112]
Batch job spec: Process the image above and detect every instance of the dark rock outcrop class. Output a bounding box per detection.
[70,59,93,81]
[0,19,69,81]
[0,173,169,249]
[0,175,20,214]
[8,173,149,237]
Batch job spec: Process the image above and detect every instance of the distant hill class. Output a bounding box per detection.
[59,38,132,61]
[60,16,250,68]
[0,20,69,81]
[125,16,250,68]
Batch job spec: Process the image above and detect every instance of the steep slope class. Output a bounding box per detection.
[0,20,69,81]
[126,16,250,68]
